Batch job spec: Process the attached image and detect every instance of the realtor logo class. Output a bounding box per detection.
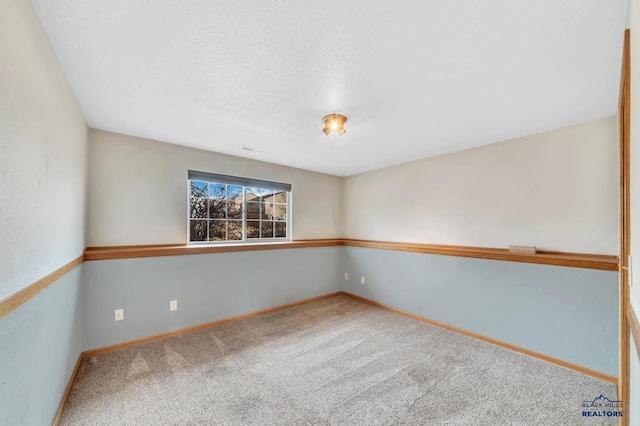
[581,394,623,418]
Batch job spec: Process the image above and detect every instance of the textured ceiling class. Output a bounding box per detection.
[31,0,627,176]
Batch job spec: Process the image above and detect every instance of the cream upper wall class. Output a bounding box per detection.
[87,129,343,245]
[343,117,618,255]
[0,0,87,301]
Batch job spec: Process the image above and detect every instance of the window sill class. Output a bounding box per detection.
[187,239,291,247]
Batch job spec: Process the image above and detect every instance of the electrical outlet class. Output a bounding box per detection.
[360,277,365,285]
[344,273,349,280]
[114,309,124,321]
[170,300,178,311]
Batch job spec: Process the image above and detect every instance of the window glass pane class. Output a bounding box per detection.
[274,204,286,221]
[190,197,208,218]
[226,185,243,201]
[246,202,260,219]
[209,220,226,241]
[247,187,275,202]
[190,220,207,241]
[247,221,260,238]
[228,221,242,240]
[246,187,261,202]
[275,222,286,238]
[272,191,287,203]
[210,183,226,199]
[260,188,274,202]
[190,181,208,198]
[228,202,242,219]
[261,202,274,220]
[209,199,227,219]
[261,221,274,238]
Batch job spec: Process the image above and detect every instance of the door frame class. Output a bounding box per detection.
[618,27,630,426]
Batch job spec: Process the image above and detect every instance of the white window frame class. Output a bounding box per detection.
[187,175,292,245]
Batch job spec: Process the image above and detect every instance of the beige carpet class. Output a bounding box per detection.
[60,295,617,425]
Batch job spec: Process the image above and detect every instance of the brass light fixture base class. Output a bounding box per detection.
[322,113,347,135]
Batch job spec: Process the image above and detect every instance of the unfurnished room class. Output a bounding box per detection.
[2,1,640,425]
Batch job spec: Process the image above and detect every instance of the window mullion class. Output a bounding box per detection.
[242,186,247,242]
[224,184,228,241]
[206,183,210,242]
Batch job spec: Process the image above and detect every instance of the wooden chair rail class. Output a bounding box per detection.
[2,239,618,319]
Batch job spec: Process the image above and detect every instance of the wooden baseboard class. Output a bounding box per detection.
[51,291,618,422]
[82,292,344,358]
[53,292,343,421]
[52,354,83,426]
[83,290,617,384]
[341,292,617,384]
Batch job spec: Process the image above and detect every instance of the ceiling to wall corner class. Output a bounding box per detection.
[31,0,627,177]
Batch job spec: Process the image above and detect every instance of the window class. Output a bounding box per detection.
[188,170,291,243]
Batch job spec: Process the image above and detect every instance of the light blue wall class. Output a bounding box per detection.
[0,266,83,426]
[82,247,343,350]
[0,245,619,425]
[342,246,618,377]
[81,246,618,377]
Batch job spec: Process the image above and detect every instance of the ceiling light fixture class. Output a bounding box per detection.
[322,113,347,136]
